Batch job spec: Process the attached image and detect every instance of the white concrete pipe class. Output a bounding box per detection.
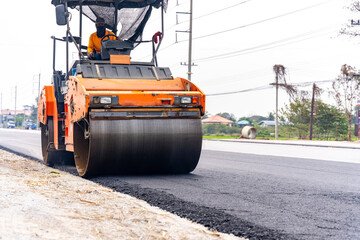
[242,126,258,139]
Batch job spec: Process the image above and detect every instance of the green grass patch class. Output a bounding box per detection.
[203,136,239,139]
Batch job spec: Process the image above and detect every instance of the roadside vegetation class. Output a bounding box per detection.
[202,111,356,141]
[203,64,360,142]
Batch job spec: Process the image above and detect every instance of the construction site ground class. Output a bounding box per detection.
[0,149,242,240]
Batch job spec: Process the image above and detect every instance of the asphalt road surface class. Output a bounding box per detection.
[0,128,359,240]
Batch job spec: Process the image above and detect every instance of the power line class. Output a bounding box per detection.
[196,29,333,62]
[141,1,332,62]
[177,0,334,43]
[172,0,251,32]
[138,28,333,76]
[146,0,189,25]
[139,24,333,63]
[141,1,336,72]
[207,85,272,96]
[174,0,189,8]
[291,79,336,87]
[172,0,251,27]
[193,0,251,21]
[207,79,336,97]
[196,29,323,61]
[195,27,335,63]
[162,0,250,27]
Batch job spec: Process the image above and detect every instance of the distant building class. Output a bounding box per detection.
[237,120,251,127]
[202,115,234,127]
[1,109,31,116]
[259,120,289,127]
[24,105,32,111]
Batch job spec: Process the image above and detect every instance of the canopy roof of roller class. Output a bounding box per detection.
[50,0,168,43]
[51,0,166,9]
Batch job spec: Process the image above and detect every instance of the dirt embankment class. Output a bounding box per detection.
[0,149,244,240]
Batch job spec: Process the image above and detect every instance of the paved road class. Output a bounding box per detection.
[1,128,360,240]
[203,139,360,164]
[0,129,41,159]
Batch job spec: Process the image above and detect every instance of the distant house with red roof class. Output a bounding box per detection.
[201,115,234,127]
[1,109,32,116]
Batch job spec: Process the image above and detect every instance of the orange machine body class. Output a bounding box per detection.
[39,68,206,152]
[38,85,60,149]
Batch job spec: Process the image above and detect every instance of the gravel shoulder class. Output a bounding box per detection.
[0,149,243,240]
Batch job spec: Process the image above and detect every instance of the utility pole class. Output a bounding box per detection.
[187,0,193,81]
[33,74,41,129]
[0,92,2,127]
[271,65,287,140]
[309,83,321,140]
[38,74,40,129]
[358,105,360,140]
[275,76,279,140]
[175,0,195,81]
[357,104,360,140]
[309,83,315,140]
[38,74,41,102]
[269,78,279,140]
[352,19,360,139]
[14,85,17,117]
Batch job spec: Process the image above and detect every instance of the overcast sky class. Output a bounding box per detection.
[0,0,359,119]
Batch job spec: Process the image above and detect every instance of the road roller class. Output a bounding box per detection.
[38,0,205,177]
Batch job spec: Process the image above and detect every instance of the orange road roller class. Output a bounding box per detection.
[38,0,205,176]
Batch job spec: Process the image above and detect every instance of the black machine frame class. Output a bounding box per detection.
[51,0,166,80]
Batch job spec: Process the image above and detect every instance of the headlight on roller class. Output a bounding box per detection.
[181,97,192,104]
[100,97,112,104]
[174,95,200,105]
[93,97,100,104]
[91,95,118,105]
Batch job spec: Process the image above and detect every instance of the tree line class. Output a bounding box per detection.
[203,63,360,141]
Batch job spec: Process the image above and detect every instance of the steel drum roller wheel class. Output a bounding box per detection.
[73,118,202,177]
[73,120,91,176]
[41,117,74,166]
[41,118,56,165]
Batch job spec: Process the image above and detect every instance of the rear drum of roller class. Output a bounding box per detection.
[73,118,202,177]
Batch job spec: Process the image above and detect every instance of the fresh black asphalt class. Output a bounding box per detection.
[90,150,360,240]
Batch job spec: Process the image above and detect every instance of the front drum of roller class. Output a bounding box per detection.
[73,118,202,177]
